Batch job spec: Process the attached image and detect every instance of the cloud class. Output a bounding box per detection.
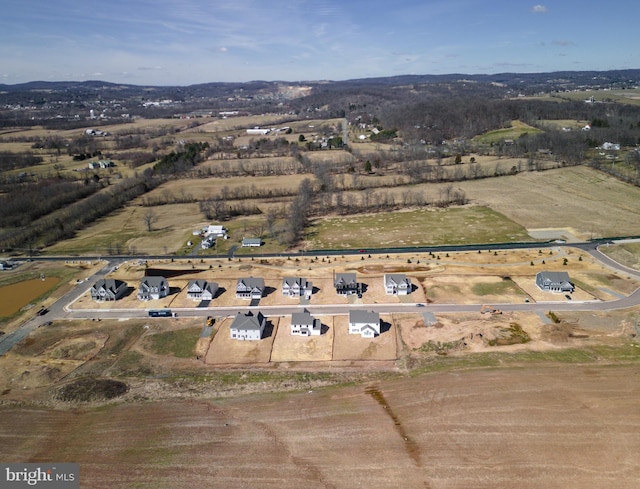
[552,39,574,46]
[531,4,547,13]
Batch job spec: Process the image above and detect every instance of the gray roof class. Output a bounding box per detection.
[141,276,167,288]
[242,238,262,245]
[349,310,379,324]
[335,273,357,286]
[385,273,409,285]
[291,310,315,326]
[283,277,310,286]
[93,278,125,291]
[231,311,265,331]
[237,277,265,289]
[537,271,571,283]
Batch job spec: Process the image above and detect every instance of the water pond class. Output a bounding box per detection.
[0,277,61,316]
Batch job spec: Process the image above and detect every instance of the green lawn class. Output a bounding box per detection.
[307,206,533,250]
[145,327,201,358]
[473,120,543,144]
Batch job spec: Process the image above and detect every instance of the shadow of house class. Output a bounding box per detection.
[262,320,275,339]
[263,286,277,297]
[380,320,392,334]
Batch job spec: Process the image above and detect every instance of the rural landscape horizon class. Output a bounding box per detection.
[2,29,640,487]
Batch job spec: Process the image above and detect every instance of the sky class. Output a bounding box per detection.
[1,0,638,86]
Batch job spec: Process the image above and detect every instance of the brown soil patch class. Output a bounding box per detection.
[1,365,639,488]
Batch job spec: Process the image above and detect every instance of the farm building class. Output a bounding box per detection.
[201,225,228,238]
[236,277,265,300]
[230,311,266,341]
[246,127,271,135]
[90,279,127,301]
[384,274,412,295]
[137,276,169,301]
[348,310,381,338]
[290,310,322,336]
[186,280,218,301]
[535,271,574,293]
[282,277,313,298]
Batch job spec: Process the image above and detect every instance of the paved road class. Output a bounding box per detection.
[1,242,639,356]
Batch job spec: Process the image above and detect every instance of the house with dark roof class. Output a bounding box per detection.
[236,277,265,300]
[334,272,362,296]
[535,271,574,293]
[230,311,266,340]
[282,277,313,298]
[186,280,218,301]
[90,279,127,301]
[384,273,412,295]
[137,276,169,300]
[348,310,381,338]
[290,310,322,336]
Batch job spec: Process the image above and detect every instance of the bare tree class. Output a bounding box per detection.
[143,208,158,232]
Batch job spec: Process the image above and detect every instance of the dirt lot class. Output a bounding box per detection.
[1,364,639,488]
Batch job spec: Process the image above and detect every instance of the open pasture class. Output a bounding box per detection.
[473,119,543,143]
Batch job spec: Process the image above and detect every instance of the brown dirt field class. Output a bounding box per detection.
[1,364,639,488]
[270,315,334,362]
[205,316,278,364]
[332,314,397,361]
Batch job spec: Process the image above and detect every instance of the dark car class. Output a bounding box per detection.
[565,294,572,300]
[37,308,49,316]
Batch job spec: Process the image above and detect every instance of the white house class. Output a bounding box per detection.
[384,274,412,295]
[348,310,381,338]
[90,279,127,301]
[137,276,169,300]
[535,271,574,293]
[290,310,322,336]
[236,277,265,300]
[246,127,271,136]
[230,311,266,341]
[242,237,262,247]
[601,142,620,151]
[201,235,216,249]
[282,277,313,298]
[186,280,218,301]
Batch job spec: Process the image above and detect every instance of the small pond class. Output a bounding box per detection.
[0,277,61,316]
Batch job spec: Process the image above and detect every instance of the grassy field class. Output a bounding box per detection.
[551,88,640,105]
[307,206,533,249]
[472,119,543,144]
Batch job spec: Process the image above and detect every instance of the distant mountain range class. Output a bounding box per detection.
[2,69,639,96]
